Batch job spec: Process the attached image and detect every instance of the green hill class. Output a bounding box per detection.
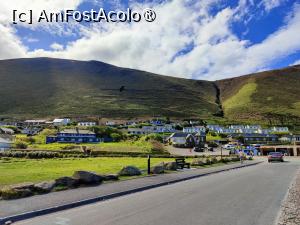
[0,58,299,125]
[0,58,219,119]
[217,65,300,125]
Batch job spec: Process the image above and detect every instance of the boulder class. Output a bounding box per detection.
[1,187,33,200]
[118,166,142,176]
[151,162,165,174]
[55,176,79,188]
[164,161,178,171]
[10,182,35,190]
[34,181,56,193]
[73,171,104,184]
[103,174,119,181]
[191,159,205,166]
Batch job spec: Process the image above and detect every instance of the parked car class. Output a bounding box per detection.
[193,146,205,152]
[268,152,284,162]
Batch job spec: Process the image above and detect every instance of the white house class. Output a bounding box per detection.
[21,127,42,135]
[183,126,206,133]
[245,125,261,129]
[24,120,47,126]
[0,137,13,150]
[167,133,194,146]
[78,122,97,127]
[270,127,289,133]
[0,127,15,135]
[53,118,71,126]
[106,121,116,126]
[229,125,245,129]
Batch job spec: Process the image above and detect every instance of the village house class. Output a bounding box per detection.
[0,136,13,150]
[279,135,293,143]
[24,120,47,126]
[78,121,97,127]
[167,132,206,148]
[183,126,206,133]
[46,129,100,144]
[21,127,42,135]
[245,125,262,129]
[105,121,116,126]
[53,118,71,126]
[293,135,300,144]
[0,127,15,135]
[230,133,279,144]
[270,126,289,133]
[167,133,195,147]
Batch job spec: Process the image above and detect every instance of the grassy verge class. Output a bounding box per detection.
[0,157,175,187]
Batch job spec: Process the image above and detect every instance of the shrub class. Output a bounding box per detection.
[211,157,218,164]
[150,141,167,154]
[14,141,28,149]
[221,158,230,163]
[205,158,212,165]
[144,134,163,143]
[110,133,122,142]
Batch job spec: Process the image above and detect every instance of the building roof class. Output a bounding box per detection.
[169,133,191,138]
[59,129,95,135]
[0,127,15,134]
[0,137,13,144]
[53,119,69,123]
[24,120,46,123]
[230,133,278,138]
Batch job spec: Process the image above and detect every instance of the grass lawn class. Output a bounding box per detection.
[0,157,176,187]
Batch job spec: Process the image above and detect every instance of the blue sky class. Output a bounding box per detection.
[0,0,300,80]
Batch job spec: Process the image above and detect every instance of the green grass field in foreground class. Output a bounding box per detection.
[0,157,176,187]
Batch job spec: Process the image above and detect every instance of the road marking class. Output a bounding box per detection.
[54,217,71,225]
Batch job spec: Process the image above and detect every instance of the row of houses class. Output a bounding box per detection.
[207,125,289,134]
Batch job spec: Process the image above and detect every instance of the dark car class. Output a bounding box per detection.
[268,152,284,162]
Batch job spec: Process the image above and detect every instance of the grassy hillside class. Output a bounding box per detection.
[217,65,300,125]
[0,58,219,119]
[1,58,299,125]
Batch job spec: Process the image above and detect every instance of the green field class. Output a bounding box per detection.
[0,157,176,187]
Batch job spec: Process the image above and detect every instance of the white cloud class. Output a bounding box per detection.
[262,0,286,11]
[1,0,300,81]
[50,43,64,51]
[0,24,27,59]
[291,59,300,66]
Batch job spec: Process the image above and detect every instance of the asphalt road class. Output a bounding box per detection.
[15,161,300,225]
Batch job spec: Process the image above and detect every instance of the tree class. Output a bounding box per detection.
[111,133,122,142]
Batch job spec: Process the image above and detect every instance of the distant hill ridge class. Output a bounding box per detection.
[0,57,299,124]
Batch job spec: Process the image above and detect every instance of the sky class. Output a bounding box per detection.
[0,0,300,80]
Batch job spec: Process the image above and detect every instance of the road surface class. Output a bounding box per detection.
[16,160,300,225]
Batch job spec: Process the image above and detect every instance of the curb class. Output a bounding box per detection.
[0,161,262,225]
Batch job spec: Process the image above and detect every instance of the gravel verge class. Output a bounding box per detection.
[277,168,300,225]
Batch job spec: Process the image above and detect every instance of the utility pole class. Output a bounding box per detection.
[147,155,151,175]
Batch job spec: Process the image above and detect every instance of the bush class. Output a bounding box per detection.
[144,134,163,143]
[14,141,28,149]
[211,157,218,164]
[150,141,167,154]
[205,158,212,165]
[221,158,230,163]
[110,133,122,142]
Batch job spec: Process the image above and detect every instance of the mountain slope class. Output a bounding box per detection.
[0,58,219,119]
[217,65,300,124]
